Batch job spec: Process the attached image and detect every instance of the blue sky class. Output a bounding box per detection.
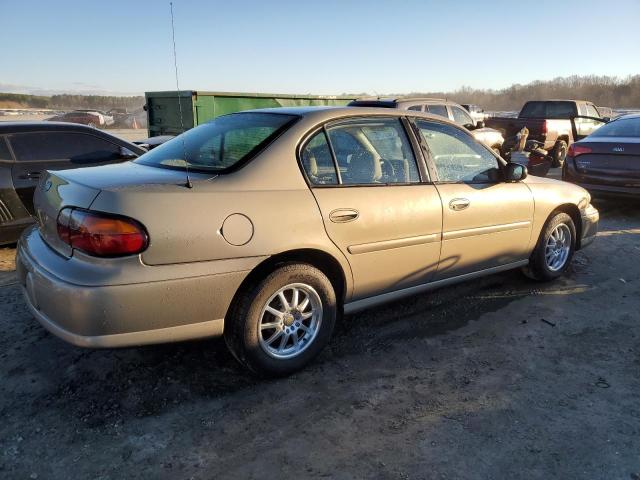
[2,0,640,96]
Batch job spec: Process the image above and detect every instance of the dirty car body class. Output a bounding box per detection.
[16,107,599,375]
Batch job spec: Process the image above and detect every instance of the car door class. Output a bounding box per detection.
[300,116,443,301]
[573,104,607,141]
[8,131,136,214]
[412,118,534,279]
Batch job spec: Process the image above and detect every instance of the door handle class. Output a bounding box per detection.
[449,198,470,211]
[329,208,359,223]
[18,171,41,180]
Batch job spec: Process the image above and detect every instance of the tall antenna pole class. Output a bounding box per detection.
[170,1,192,188]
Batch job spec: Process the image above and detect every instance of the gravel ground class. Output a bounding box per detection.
[0,197,639,480]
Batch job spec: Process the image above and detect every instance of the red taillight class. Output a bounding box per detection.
[57,208,148,257]
[541,120,548,134]
[567,144,592,158]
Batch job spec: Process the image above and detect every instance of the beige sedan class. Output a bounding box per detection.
[16,107,599,376]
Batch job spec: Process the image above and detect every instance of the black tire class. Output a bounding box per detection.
[550,140,568,168]
[522,212,576,281]
[224,263,337,377]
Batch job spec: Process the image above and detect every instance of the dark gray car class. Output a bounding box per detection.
[0,122,145,245]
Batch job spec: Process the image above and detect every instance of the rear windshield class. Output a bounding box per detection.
[590,117,640,137]
[520,101,577,119]
[135,112,298,173]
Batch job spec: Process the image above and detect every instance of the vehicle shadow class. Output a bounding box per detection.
[9,261,539,429]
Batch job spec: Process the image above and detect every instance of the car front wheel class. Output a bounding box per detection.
[522,212,576,281]
[225,263,337,376]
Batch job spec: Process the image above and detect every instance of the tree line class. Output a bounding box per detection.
[2,75,639,112]
[400,75,640,111]
[0,93,145,111]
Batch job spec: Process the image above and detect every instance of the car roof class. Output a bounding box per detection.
[0,121,104,133]
[0,121,143,149]
[238,105,458,124]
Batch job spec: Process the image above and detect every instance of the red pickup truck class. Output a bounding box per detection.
[485,100,609,167]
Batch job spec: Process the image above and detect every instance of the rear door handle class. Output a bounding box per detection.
[329,208,359,223]
[449,198,470,211]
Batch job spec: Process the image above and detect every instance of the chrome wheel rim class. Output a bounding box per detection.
[545,223,571,271]
[258,283,323,359]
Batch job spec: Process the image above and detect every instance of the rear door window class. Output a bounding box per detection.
[408,105,423,111]
[10,132,125,164]
[300,131,338,185]
[426,104,449,118]
[326,118,421,185]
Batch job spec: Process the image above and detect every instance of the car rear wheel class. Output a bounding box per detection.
[224,263,337,377]
[550,140,568,168]
[522,212,576,281]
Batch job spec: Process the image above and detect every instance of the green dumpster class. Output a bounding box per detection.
[144,90,357,137]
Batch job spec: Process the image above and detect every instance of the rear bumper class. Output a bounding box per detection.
[563,160,640,197]
[579,204,599,249]
[16,227,254,348]
[575,183,640,197]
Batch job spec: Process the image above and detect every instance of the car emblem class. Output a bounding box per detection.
[43,179,52,192]
[613,147,624,152]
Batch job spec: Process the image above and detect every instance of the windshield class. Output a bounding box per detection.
[135,112,298,172]
[589,117,640,137]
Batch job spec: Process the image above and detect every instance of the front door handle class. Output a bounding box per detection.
[329,208,359,223]
[449,198,470,211]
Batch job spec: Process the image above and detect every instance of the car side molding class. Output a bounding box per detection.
[343,259,529,314]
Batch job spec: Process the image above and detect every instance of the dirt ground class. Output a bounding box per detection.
[1,195,639,480]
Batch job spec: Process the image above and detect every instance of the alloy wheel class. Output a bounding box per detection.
[258,283,323,359]
[545,223,571,271]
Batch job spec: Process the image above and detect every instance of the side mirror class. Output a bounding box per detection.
[476,120,485,129]
[119,146,138,159]
[602,116,611,123]
[505,162,527,182]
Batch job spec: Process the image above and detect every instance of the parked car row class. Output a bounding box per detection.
[47,110,114,129]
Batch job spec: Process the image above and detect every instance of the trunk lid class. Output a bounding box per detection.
[572,137,640,183]
[33,162,199,257]
[34,171,101,257]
